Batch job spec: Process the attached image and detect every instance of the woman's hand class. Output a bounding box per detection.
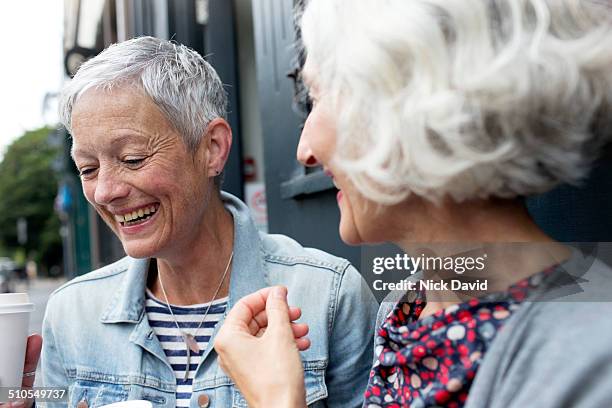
[0,334,43,408]
[215,286,309,408]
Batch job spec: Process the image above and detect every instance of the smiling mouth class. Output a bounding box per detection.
[114,204,160,227]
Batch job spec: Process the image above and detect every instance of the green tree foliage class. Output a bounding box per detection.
[0,127,62,272]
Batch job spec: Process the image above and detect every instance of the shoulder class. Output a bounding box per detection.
[52,256,132,296]
[45,257,133,316]
[528,256,612,332]
[466,260,612,406]
[492,259,612,372]
[479,291,612,406]
[526,301,612,345]
[259,232,353,276]
[257,232,376,327]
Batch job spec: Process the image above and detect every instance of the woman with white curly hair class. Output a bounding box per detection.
[214,0,612,407]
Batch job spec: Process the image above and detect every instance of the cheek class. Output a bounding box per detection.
[148,179,168,195]
[81,181,96,204]
[159,179,209,219]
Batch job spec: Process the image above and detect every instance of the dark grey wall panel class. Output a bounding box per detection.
[167,0,204,52]
[527,152,612,242]
[252,0,361,268]
[205,0,244,199]
[132,0,155,36]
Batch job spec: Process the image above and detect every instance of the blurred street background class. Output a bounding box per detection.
[0,1,67,339]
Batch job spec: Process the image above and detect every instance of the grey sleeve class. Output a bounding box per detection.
[469,302,612,408]
[502,327,612,407]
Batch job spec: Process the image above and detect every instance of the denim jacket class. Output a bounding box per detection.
[38,192,378,408]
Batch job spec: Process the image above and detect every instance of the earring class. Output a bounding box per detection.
[215,170,221,176]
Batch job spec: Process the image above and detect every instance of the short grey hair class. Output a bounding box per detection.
[59,36,228,154]
[301,0,612,204]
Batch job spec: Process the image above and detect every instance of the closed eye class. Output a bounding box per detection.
[79,167,97,177]
[123,157,147,168]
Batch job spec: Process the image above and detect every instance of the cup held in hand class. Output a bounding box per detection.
[0,293,35,388]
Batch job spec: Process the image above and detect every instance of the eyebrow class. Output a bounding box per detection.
[71,133,150,160]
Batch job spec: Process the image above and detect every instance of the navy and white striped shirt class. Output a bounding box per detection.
[145,289,228,408]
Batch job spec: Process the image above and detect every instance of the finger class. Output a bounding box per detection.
[289,306,302,321]
[258,323,307,338]
[21,334,42,388]
[291,323,309,339]
[225,287,273,329]
[265,286,292,332]
[295,337,311,351]
[252,309,268,330]
[247,319,261,336]
[251,306,302,332]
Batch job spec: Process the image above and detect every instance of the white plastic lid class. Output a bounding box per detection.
[0,293,34,314]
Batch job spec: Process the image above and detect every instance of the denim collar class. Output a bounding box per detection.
[100,191,268,323]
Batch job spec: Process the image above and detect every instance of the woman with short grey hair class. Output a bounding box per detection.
[215,1,612,407]
[26,36,378,408]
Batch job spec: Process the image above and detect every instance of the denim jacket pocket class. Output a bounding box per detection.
[231,359,328,407]
[303,359,328,406]
[68,380,129,407]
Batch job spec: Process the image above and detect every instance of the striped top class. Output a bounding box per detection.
[145,289,228,408]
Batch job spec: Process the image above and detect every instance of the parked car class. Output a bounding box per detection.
[0,257,17,293]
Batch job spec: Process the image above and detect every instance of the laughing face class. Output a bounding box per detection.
[71,87,215,259]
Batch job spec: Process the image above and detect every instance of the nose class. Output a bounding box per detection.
[296,132,319,167]
[93,166,130,205]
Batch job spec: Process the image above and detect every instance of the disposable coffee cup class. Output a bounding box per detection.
[0,293,34,388]
[99,401,153,408]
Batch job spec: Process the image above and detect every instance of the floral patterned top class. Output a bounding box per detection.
[364,266,557,408]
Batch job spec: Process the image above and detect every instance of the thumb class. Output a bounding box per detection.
[265,286,292,332]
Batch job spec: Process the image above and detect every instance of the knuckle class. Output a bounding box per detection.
[213,339,226,353]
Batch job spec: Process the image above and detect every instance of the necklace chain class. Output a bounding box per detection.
[157,251,234,380]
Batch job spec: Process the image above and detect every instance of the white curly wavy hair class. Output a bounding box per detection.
[300,0,612,205]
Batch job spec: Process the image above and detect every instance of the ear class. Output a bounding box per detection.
[200,118,232,178]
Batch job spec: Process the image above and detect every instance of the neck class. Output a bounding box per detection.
[148,192,235,305]
[392,198,571,318]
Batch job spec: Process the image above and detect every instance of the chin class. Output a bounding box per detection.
[338,222,364,246]
[121,241,158,260]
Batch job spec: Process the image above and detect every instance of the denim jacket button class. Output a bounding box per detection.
[77,400,88,408]
[198,394,210,407]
